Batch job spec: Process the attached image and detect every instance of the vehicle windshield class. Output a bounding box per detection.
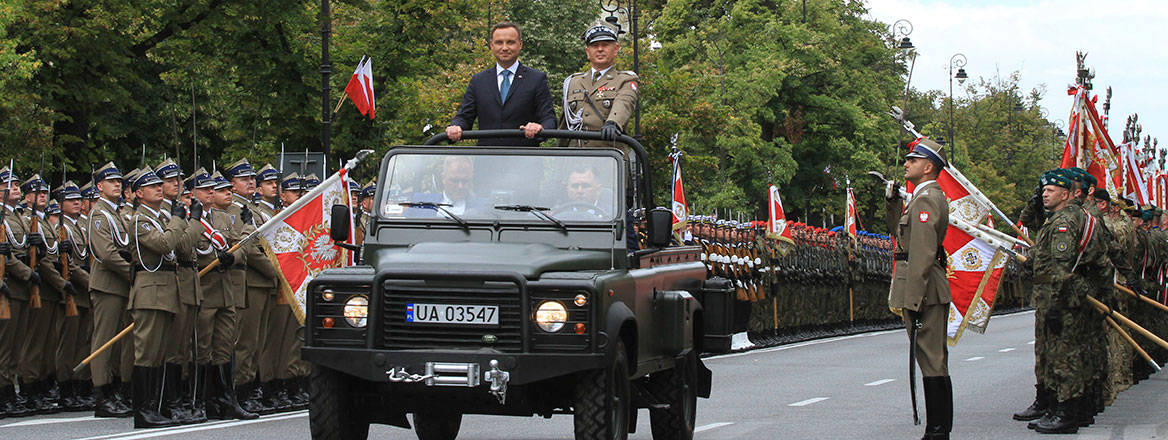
[379,152,621,223]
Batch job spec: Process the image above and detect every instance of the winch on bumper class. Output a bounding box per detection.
[303,347,605,402]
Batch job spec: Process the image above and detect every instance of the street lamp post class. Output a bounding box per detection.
[948,54,968,167]
[892,19,915,164]
[600,0,640,137]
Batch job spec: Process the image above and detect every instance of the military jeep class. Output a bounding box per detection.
[304,130,734,440]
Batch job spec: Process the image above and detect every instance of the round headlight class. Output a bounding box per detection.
[573,293,588,307]
[321,289,335,301]
[535,301,567,332]
[343,295,369,328]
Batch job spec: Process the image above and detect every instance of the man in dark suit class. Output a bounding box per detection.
[446,22,557,146]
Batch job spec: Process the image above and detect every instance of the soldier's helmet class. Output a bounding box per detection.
[155,158,181,180]
[280,172,302,192]
[131,170,163,192]
[256,164,280,182]
[904,137,947,168]
[93,162,123,183]
[225,158,256,179]
[20,174,50,193]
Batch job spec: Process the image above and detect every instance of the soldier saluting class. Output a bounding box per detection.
[884,138,952,440]
[560,24,639,147]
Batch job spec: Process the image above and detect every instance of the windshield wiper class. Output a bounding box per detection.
[494,204,567,231]
[399,201,469,228]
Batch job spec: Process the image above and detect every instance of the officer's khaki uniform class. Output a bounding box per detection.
[21,214,68,384]
[163,198,203,367]
[89,197,136,386]
[253,200,288,383]
[228,193,280,385]
[0,203,35,389]
[129,204,184,367]
[886,180,951,376]
[56,214,92,382]
[559,68,638,148]
[195,208,246,365]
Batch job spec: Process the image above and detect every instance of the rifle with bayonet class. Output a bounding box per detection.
[0,159,12,319]
[28,158,43,309]
[59,163,77,317]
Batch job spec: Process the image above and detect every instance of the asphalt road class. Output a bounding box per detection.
[5,310,1168,439]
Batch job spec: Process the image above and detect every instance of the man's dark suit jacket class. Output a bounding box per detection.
[450,63,557,146]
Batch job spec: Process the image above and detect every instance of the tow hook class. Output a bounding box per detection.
[484,359,510,404]
[386,362,481,387]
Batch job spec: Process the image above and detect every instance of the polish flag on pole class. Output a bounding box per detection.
[670,150,688,234]
[766,185,795,248]
[844,184,857,239]
[344,57,375,119]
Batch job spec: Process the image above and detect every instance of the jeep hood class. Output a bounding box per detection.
[371,242,612,279]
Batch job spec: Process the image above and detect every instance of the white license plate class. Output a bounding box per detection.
[406,303,499,325]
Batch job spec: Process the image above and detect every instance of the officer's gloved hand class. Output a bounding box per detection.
[58,239,74,256]
[26,271,40,286]
[171,201,188,220]
[27,232,45,251]
[0,282,9,297]
[117,249,133,264]
[62,281,76,297]
[0,241,10,257]
[884,181,901,201]
[217,250,235,268]
[600,120,620,141]
[239,207,253,225]
[189,201,203,221]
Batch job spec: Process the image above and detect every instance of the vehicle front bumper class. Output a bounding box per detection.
[303,347,605,385]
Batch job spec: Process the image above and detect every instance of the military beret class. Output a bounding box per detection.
[1040,169,1073,190]
[1141,209,1155,221]
[1092,188,1110,202]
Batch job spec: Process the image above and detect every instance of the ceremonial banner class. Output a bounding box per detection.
[844,186,857,239]
[259,167,357,323]
[766,185,795,248]
[670,151,688,233]
[1063,85,1126,200]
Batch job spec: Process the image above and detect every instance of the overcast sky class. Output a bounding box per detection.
[864,0,1168,145]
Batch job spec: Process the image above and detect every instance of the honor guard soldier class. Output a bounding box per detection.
[302,174,320,191]
[79,181,95,220]
[193,171,255,420]
[127,169,187,428]
[87,162,135,418]
[55,181,95,412]
[0,167,40,417]
[360,181,376,218]
[253,163,293,412]
[885,138,952,440]
[155,159,205,424]
[560,24,639,147]
[120,168,139,217]
[224,159,280,415]
[278,173,302,208]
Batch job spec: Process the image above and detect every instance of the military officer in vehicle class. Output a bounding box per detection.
[885,137,951,440]
[127,169,187,428]
[87,162,135,418]
[560,24,639,147]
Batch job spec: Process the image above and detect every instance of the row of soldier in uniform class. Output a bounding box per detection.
[0,158,375,429]
[1013,167,1168,434]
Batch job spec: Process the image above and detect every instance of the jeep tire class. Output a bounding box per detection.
[574,340,632,440]
[309,365,370,440]
[648,350,697,440]
[413,411,462,440]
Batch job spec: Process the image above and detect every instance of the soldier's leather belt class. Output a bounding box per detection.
[154,264,179,272]
[176,261,195,268]
[893,252,908,260]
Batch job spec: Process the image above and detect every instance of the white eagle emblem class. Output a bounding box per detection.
[309,234,338,262]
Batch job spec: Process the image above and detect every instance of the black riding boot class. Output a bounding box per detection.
[921,376,952,440]
[75,380,95,410]
[132,366,179,429]
[1034,399,1078,434]
[190,364,209,423]
[205,363,257,420]
[161,363,194,424]
[93,382,131,418]
[1014,384,1050,421]
[237,381,272,415]
[260,380,292,412]
[290,377,309,410]
[0,385,17,418]
[36,379,62,414]
[116,377,133,415]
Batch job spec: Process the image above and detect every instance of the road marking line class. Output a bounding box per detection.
[74,411,307,440]
[965,356,984,361]
[1,415,104,427]
[1028,340,1035,345]
[695,422,734,432]
[788,397,829,407]
[999,348,1016,352]
[865,379,895,386]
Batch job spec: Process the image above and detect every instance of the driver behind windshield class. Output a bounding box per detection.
[404,156,488,217]
[555,163,610,220]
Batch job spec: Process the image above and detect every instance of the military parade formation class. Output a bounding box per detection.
[0,158,376,429]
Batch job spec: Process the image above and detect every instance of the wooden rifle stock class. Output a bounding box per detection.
[58,222,77,317]
[28,214,41,309]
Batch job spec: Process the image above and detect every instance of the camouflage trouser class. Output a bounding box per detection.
[1041,307,1089,402]
[1033,307,1046,390]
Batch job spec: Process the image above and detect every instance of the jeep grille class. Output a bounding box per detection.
[381,280,525,352]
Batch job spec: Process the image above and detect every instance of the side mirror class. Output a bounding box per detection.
[648,207,673,248]
[330,204,351,242]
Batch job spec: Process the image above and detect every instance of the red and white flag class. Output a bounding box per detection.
[260,167,356,323]
[844,186,857,239]
[670,151,688,233]
[767,185,795,248]
[344,57,376,119]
